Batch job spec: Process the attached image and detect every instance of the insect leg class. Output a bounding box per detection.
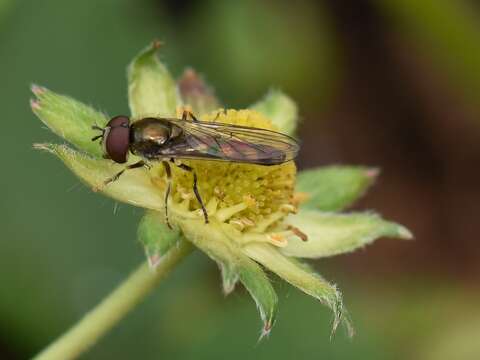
[173,161,209,224]
[162,161,173,229]
[189,112,199,122]
[213,109,227,121]
[181,110,199,123]
[104,160,146,186]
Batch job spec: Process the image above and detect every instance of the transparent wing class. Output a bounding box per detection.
[161,119,299,165]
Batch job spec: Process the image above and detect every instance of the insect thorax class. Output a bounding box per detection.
[130,118,182,159]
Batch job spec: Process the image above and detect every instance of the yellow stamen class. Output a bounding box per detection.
[216,202,248,222]
[293,192,310,206]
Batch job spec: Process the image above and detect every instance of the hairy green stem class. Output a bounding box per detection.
[34,240,193,360]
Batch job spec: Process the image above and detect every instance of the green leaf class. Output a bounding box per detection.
[138,211,181,269]
[243,243,349,337]
[179,221,277,336]
[128,41,180,118]
[177,68,221,116]
[30,85,108,157]
[281,209,412,259]
[250,89,298,136]
[34,144,165,212]
[296,166,379,211]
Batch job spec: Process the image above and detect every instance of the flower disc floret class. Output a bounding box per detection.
[151,109,296,228]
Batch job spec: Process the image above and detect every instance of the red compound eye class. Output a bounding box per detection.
[104,116,130,163]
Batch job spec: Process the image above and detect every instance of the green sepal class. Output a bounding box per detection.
[243,242,348,337]
[179,221,277,337]
[282,209,412,259]
[34,144,165,212]
[138,210,181,269]
[30,85,108,158]
[128,41,180,118]
[293,259,355,338]
[219,261,239,295]
[250,89,298,136]
[237,259,278,340]
[296,166,379,211]
[177,68,221,116]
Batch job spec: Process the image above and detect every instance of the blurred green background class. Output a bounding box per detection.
[2,0,480,359]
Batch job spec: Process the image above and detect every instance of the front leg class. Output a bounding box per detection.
[103,160,147,186]
[162,161,173,229]
[181,110,199,122]
[172,160,209,224]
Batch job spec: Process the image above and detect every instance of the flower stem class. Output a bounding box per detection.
[33,240,194,360]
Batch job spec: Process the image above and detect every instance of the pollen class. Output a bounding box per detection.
[151,109,297,229]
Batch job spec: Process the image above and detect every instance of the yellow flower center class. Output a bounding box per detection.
[150,109,297,234]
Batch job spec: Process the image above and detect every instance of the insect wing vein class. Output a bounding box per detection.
[166,118,299,164]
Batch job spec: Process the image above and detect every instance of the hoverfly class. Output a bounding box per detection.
[92,111,299,227]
